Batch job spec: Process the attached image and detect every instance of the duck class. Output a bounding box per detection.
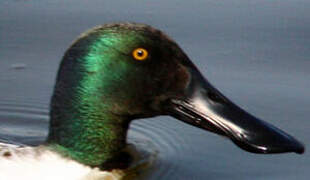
[0,23,304,180]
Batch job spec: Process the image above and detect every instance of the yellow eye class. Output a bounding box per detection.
[132,48,148,61]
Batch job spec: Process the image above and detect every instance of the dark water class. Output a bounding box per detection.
[1,0,309,179]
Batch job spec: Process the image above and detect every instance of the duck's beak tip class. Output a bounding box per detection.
[296,148,305,154]
[293,142,305,154]
[270,142,305,154]
[231,134,305,155]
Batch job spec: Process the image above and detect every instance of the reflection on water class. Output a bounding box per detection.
[1,0,310,179]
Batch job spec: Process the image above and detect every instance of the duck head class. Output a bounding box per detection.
[48,23,304,168]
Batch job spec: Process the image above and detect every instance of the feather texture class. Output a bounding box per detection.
[0,143,123,180]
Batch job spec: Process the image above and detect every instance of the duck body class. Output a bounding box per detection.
[0,142,125,180]
[0,23,304,179]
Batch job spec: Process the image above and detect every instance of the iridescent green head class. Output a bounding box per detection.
[47,23,304,169]
[51,23,189,118]
[47,23,191,167]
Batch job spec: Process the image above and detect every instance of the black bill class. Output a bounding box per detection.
[167,65,304,154]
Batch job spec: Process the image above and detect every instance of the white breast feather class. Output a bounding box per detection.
[0,143,123,180]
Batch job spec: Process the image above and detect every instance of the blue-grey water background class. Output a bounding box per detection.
[0,0,309,179]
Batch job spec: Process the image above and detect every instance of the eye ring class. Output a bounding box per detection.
[132,48,148,61]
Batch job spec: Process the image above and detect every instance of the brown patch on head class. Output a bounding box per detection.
[149,63,190,112]
[172,63,191,92]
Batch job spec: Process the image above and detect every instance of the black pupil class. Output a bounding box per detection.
[137,50,144,57]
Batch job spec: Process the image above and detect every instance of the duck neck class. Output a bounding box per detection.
[46,79,131,167]
[47,106,130,167]
[45,35,136,168]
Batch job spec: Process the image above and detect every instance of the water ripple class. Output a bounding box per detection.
[0,101,48,145]
[129,117,194,179]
